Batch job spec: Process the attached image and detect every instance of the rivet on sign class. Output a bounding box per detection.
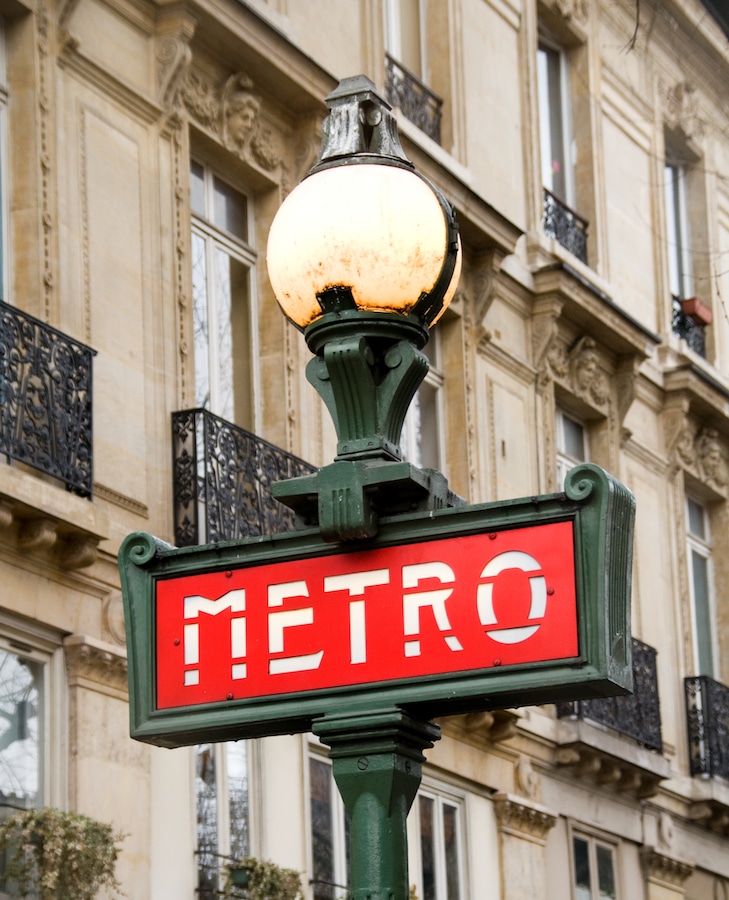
[226,571,233,578]
[547,587,555,595]
[494,659,502,666]
[173,639,180,646]
[489,533,498,540]
[226,693,234,701]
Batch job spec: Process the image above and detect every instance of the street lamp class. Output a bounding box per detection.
[268,74,462,541]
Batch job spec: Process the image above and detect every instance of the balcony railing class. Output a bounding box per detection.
[0,299,95,498]
[556,638,663,752]
[543,188,589,265]
[672,295,707,357]
[685,675,729,779]
[385,54,442,144]
[172,408,316,547]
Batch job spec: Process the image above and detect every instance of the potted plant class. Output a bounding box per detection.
[0,806,123,900]
[225,856,303,900]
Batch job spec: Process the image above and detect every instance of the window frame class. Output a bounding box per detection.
[664,159,693,301]
[190,157,260,431]
[401,330,445,472]
[569,827,620,900]
[685,496,719,679]
[556,407,589,490]
[383,0,428,81]
[193,739,255,899]
[409,776,466,900]
[307,741,349,900]
[537,36,575,207]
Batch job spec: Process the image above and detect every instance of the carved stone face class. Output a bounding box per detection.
[226,98,259,146]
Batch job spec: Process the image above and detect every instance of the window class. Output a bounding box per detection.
[190,160,257,429]
[384,0,426,80]
[556,408,588,489]
[572,834,617,900]
[686,498,717,678]
[401,334,444,471]
[0,627,62,896]
[412,787,463,900]
[194,741,250,899]
[665,162,693,300]
[537,41,574,207]
[309,753,349,900]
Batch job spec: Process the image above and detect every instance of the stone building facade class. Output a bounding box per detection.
[0,0,728,898]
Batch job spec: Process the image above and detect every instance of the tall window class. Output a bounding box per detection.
[537,41,574,206]
[194,741,250,899]
[415,789,463,900]
[384,0,426,79]
[664,162,693,300]
[556,408,588,489]
[686,498,717,678]
[401,334,444,471]
[572,834,618,900]
[309,754,349,900]
[190,160,256,429]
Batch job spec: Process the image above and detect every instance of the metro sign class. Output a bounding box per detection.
[120,464,634,748]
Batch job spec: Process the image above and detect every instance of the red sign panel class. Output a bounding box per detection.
[156,521,578,709]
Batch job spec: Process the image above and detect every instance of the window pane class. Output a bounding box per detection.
[0,649,42,808]
[214,250,252,427]
[687,498,705,540]
[192,231,211,411]
[538,45,567,199]
[562,415,586,462]
[310,759,335,900]
[214,176,248,242]
[419,796,436,900]
[691,549,715,677]
[442,803,461,900]
[195,744,219,898]
[596,845,616,900]
[190,160,205,217]
[226,742,249,861]
[573,837,592,900]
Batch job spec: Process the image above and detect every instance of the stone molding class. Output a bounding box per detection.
[64,634,128,697]
[642,848,694,890]
[493,793,556,844]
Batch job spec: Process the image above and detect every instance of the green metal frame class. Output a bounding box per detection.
[119,463,634,749]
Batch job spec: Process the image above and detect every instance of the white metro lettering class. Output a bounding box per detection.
[268,581,324,675]
[477,551,547,644]
[323,569,390,664]
[402,561,463,657]
[183,589,247,685]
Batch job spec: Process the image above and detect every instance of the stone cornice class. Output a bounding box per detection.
[64,634,128,698]
[642,848,694,889]
[493,793,557,844]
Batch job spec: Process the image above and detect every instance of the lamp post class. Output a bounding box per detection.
[266,74,461,900]
[268,74,462,543]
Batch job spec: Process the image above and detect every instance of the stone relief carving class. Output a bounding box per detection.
[158,35,193,112]
[665,80,705,141]
[570,336,609,408]
[175,68,283,171]
[667,418,729,493]
[642,849,693,888]
[493,793,556,842]
[554,0,588,25]
[515,755,539,800]
[697,427,728,488]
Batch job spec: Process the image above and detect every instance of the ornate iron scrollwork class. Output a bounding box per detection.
[556,638,663,752]
[672,295,707,357]
[172,408,316,547]
[685,675,729,778]
[543,188,589,265]
[385,54,442,145]
[0,299,95,498]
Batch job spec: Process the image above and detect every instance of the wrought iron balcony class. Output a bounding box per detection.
[0,299,95,498]
[172,408,316,547]
[385,54,442,144]
[685,675,729,779]
[672,295,707,357]
[543,188,589,264]
[556,638,662,752]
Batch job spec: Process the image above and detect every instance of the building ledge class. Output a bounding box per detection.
[554,718,671,799]
[684,774,729,836]
[0,463,109,569]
